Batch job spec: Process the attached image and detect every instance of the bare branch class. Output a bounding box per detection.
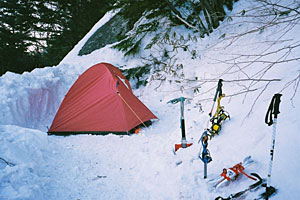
[185,78,281,83]
[280,72,300,106]
[246,81,271,118]
[164,0,202,32]
[257,0,300,15]
[0,157,15,167]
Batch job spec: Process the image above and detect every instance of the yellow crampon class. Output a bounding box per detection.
[208,94,230,139]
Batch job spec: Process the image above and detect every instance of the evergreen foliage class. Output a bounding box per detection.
[45,0,114,66]
[0,0,115,76]
[121,64,152,88]
[0,0,46,74]
[112,0,238,56]
[0,0,238,76]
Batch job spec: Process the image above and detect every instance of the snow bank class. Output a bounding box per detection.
[0,66,75,131]
[0,125,49,200]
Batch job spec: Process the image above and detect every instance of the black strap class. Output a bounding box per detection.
[265,94,282,126]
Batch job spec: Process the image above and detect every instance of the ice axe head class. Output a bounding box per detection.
[168,97,188,119]
[168,97,186,105]
[175,143,193,152]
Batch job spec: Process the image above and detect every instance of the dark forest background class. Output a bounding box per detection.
[0,0,238,76]
[0,0,114,76]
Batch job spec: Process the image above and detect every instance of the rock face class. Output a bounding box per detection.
[79,14,129,56]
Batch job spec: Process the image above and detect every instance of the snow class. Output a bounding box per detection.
[0,126,49,200]
[1,0,300,199]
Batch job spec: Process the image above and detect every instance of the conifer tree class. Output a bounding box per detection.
[0,0,115,75]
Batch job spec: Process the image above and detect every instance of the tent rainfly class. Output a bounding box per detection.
[48,62,157,135]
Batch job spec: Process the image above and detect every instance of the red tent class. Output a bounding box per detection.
[48,62,157,135]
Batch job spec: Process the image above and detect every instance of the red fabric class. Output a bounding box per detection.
[221,169,231,181]
[49,63,157,133]
[220,163,257,181]
[174,143,193,152]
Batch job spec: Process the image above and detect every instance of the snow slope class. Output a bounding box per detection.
[0,0,299,199]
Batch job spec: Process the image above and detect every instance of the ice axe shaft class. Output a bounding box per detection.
[168,97,193,152]
[204,162,207,179]
[209,79,223,117]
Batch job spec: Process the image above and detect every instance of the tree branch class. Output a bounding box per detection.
[164,0,202,32]
[185,78,281,82]
[0,157,15,167]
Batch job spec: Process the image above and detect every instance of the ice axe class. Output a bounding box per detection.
[168,97,193,152]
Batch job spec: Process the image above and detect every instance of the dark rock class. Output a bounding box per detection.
[78,13,130,56]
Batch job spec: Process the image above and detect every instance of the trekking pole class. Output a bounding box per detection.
[168,97,193,152]
[265,93,282,199]
[209,79,223,117]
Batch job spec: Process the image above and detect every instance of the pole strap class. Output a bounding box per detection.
[117,91,147,128]
[265,93,282,126]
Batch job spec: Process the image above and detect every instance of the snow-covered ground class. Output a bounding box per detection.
[1,0,300,199]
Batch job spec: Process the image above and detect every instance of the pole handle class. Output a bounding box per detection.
[273,93,282,118]
[265,93,282,126]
